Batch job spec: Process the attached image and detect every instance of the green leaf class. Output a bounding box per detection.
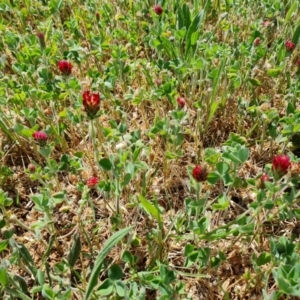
[0,240,8,253]
[115,281,126,297]
[84,226,133,300]
[50,0,63,14]
[267,68,281,78]
[212,194,229,210]
[121,173,132,187]
[185,10,204,57]
[292,24,300,44]
[0,268,8,286]
[37,270,45,286]
[99,158,112,171]
[108,264,123,281]
[14,242,37,278]
[184,243,194,256]
[42,284,55,299]
[138,195,161,223]
[51,191,65,204]
[122,250,134,264]
[13,275,28,294]
[4,288,31,300]
[97,279,114,296]
[248,78,261,86]
[239,222,254,234]
[216,162,229,176]
[256,252,271,266]
[161,36,177,59]
[39,146,52,159]
[68,233,81,268]
[286,1,298,23]
[207,172,221,184]
[237,148,249,163]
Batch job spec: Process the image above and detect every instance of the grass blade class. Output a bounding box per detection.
[68,233,81,268]
[138,194,161,223]
[84,226,133,300]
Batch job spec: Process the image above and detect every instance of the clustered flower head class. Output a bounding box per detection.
[58,60,73,75]
[154,4,163,15]
[192,164,209,182]
[33,131,48,145]
[254,37,261,46]
[257,173,270,189]
[285,40,295,51]
[82,90,101,119]
[96,12,100,22]
[87,177,99,188]
[28,163,36,173]
[177,97,185,108]
[272,154,291,177]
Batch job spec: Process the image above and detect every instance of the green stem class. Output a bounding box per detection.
[90,119,99,164]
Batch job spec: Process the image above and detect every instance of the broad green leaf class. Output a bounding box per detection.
[99,158,112,171]
[68,233,81,268]
[115,281,126,297]
[216,162,229,176]
[248,78,261,86]
[97,279,114,296]
[267,68,281,78]
[237,148,249,163]
[84,226,133,300]
[42,284,55,298]
[185,10,204,57]
[292,24,300,44]
[13,275,28,294]
[286,1,298,23]
[138,195,161,223]
[0,268,8,286]
[207,172,221,184]
[256,252,271,266]
[4,288,31,300]
[161,36,177,59]
[108,264,123,281]
[0,240,8,253]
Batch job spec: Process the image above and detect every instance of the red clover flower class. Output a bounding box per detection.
[82,90,101,119]
[192,164,208,182]
[177,97,186,108]
[33,131,48,146]
[154,5,163,15]
[87,177,99,188]
[272,154,291,177]
[58,60,73,75]
[285,40,295,51]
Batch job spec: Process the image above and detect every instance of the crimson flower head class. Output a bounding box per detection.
[82,90,101,119]
[257,173,270,189]
[87,177,99,188]
[96,12,100,22]
[261,173,270,182]
[177,97,185,108]
[285,40,295,51]
[192,164,208,182]
[272,154,291,177]
[33,131,48,146]
[254,37,261,46]
[58,60,72,75]
[154,4,163,15]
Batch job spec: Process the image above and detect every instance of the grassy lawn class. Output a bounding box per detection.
[1,0,300,299]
